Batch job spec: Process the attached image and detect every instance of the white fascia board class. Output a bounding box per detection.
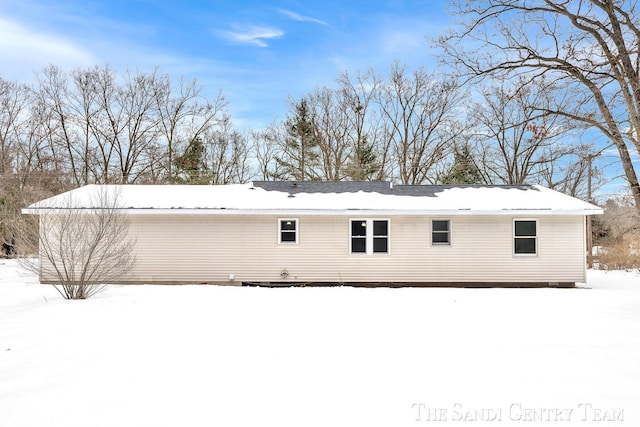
[133,207,602,216]
[22,207,603,216]
[21,208,125,215]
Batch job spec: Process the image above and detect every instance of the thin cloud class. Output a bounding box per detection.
[217,25,284,47]
[279,9,328,26]
[0,16,94,76]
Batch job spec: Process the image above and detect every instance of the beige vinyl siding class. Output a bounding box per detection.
[114,214,586,284]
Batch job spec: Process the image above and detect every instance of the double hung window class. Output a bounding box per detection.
[514,220,537,255]
[350,219,389,255]
[279,219,298,244]
[431,219,450,245]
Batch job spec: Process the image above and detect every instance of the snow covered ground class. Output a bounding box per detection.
[1,259,638,427]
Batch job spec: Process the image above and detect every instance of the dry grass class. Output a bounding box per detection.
[596,233,640,271]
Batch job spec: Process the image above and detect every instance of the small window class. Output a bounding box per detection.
[432,219,450,245]
[514,220,537,255]
[279,219,298,244]
[350,219,389,255]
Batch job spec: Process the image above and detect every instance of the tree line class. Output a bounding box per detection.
[0,61,604,255]
[258,64,597,192]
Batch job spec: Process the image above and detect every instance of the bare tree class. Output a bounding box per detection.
[172,119,251,184]
[155,77,228,183]
[104,69,164,183]
[375,63,465,184]
[596,197,640,244]
[537,149,606,199]
[305,87,351,180]
[68,67,103,185]
[0,75,76,257]
[203,121,251,184]
[264,64,465,183]
[337,69,386,180]
[472,77,587,186]
[272,70,386,182]
[0,78,37,257]
[250,125,284,180]
[32,66,231,185]
[0,78,30,176]
[19,187,135,299]
[34,66,82,185]
[441,0,640,212]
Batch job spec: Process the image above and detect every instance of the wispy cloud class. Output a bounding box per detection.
[0,16,94,77]
[217,25,284,47]
[279,9,328,26]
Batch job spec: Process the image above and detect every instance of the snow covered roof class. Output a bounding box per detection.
[23,181,603,216]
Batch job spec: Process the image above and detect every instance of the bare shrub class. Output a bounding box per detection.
[19,186,135,299]
[597,229,640,271]
[593,197,640,270]
[597,237,640,271]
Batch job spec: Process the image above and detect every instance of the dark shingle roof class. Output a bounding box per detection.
[252,181,394,194]
[394,184,536,197]
[252,181,536,197]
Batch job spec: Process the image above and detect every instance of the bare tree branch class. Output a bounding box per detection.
[19,186,136,299]
[440,0,640,210]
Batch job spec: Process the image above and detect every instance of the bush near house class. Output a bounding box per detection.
[593,198,640,271]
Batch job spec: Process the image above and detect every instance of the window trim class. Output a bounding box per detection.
[431,219,451,246]
[349,218,390,255]
[278,218,299,244]
[513,218,538,256]
[372,219,390,254]
[350,219,367,254]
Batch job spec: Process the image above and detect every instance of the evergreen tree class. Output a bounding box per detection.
[440,145,485,184]
[276,99,320,181]
[352,134,379,180]
[174,137,209,184]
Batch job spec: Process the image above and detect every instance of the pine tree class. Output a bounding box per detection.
[174,137,209,184]
[352,134,379,180]
[440,145,485,184]
[276,99,320,181]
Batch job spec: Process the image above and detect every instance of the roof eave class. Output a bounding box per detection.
[21,207,604,216]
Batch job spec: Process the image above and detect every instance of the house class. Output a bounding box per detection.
[23,181,603,287]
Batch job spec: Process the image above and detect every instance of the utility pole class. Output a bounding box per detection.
[586,154,595,268]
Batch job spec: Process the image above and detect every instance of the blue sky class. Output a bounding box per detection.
[0,0,451,129]
[0,0,632,198]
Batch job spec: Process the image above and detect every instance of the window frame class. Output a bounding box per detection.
[349,218,390,255]
[372,219,389,254]
[278,218,299,244]
[431,219,451,246]
[350,219,367,254]
[513,219,538,256]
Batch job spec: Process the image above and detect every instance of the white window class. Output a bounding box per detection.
[432,219,451,245]
[514,219,537,255]
[350,219,389,255]
[279,219,298,244]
